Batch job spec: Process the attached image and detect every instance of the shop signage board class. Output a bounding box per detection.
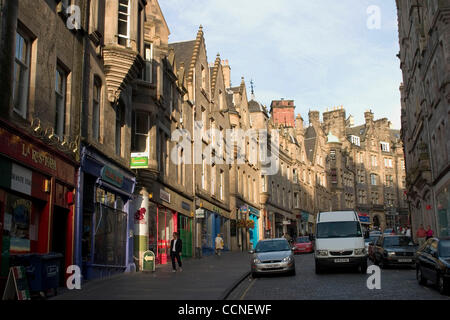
[249,206,260,218]
[160,190,171,203]
[181,202,191,211]
[101,166,124,188]
[130,152,149,169]
[10,164,32,196]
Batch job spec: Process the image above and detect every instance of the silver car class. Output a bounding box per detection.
[249,238,296,277]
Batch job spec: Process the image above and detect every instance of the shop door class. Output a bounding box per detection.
[179,216,193,258]
[249,216,259,249]
[52,206,68,287]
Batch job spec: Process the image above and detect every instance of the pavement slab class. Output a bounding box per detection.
[52,252,251,300]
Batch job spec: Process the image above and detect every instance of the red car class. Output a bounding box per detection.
[293,236,314,254]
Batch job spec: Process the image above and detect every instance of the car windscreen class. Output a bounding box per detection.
[296,237,310,243]
[439,240,450,257]
[383,236,414,247]
[316,221,362,239]
[366,236,379,243]
[255,240,291,253]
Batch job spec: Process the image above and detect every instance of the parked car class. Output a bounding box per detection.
[366,234,381,261]
[383,228,394,234]
[373,235,417,269]
[314,211,368,274]
[416,237,450,295]
[249,238,296,278]
[293,236,314,254]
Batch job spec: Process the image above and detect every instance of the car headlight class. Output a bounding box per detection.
[387,251,395,256]
[253,258,261,264]
[316,250,329,257]
[354,248,366,256]
[282,256,293,263]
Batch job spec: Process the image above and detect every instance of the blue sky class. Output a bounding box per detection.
[159,0,403,129]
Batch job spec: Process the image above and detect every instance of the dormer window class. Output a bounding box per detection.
[381,142,390,152]
[118,0,130,47]
[350,135,360,146]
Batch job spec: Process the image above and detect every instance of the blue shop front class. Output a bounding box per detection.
[75,147,136,280]
[248,206,260,249]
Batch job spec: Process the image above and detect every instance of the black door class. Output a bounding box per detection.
[52,206,68,287]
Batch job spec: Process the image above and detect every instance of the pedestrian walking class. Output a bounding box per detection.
[426,225,434,240]
[215,233,224,256]
[170,232,183,272]
[416,224,427,247]
[405,226,411,237]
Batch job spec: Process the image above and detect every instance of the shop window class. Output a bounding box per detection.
[93,204,127,266]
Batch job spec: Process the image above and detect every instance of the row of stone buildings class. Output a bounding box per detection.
[0,0,409,289]
[396,0,450,239]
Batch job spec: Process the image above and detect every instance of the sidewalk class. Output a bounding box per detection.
[52,251,250,300]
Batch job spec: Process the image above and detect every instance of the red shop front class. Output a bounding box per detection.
[0,123,77,291]
[155,205,178,265]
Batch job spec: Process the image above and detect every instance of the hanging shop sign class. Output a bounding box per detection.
[160,189,171,204]
[101,166,124,188]
[130,152,149,169]
[195,208,205,219]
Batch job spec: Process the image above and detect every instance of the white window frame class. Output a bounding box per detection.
[381,142,390,153]
[13,31,31,119]
[118,0,131,47]
[142,43,153,83]
[351,135,360,146]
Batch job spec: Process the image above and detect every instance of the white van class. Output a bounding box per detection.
[314,211,368,274]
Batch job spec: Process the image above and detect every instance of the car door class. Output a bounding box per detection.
[374,237,384,263]
[427,240,440,284]
[420,240,436,280]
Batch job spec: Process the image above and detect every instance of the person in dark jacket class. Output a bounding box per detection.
[170,232,183,272]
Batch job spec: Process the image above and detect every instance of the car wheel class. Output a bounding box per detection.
[252,272,259,279]
[417,266,427,285]
[360,261,368,274]
[289,269,296,277]
[315,261,323,274]
[379,259,385,269]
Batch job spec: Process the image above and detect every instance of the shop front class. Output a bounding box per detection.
[135,185,194,267]
[248,206,260,249]
[198,201,230,256]
[76,146,136,280]
[0,124,77,291]
[436,178,450,237]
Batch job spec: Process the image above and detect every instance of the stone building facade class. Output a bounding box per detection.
[397,0,450,238]
[323,108,408,230]
[0,0,81,289]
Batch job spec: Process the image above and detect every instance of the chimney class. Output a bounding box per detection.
[221,60,231,89]
[308,110,320,127]
[365,110,374,124]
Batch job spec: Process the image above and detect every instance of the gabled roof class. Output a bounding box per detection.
[169,40,196,78]
[168,26,205,82]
